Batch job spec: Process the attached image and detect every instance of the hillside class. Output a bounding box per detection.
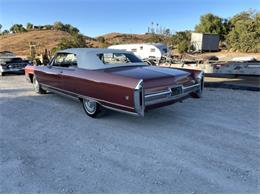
[0,30,73,57]
[1,30,259,60]
[0,30,152,57]
[97,32,153,44]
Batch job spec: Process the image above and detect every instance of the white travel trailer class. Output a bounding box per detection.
[108,43,170,64]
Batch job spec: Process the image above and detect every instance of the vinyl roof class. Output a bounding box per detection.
[57,48,145,70]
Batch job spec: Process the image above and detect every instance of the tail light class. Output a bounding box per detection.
[134,79,145,116]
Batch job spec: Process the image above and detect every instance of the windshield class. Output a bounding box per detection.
[97,53,143,64]
[0,57,23,63]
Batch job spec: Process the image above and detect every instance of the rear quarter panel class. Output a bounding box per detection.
[62,68,141,112]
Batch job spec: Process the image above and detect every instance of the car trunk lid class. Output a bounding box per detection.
[105,65,194,89]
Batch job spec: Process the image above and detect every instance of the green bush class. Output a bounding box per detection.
[26,22,33,30]
[97,36,105,43]
[52,33,89,55]
[227,11,260,52]
[10,24,27,33]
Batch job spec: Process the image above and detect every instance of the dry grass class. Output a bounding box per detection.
[0,30,71,57]
[97,32,152,44]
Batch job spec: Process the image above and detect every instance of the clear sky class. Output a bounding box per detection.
[0,0,259,37]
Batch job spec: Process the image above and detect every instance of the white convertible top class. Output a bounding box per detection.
[57,48,146,70]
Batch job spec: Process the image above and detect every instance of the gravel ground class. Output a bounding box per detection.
[0,75,260,193]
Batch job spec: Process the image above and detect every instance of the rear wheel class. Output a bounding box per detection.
[82,98,101,118]
[33,77,46,94]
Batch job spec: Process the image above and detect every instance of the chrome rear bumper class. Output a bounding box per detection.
[144,84,200,106]
[134,79,202,116]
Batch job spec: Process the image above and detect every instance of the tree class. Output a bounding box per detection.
[2,30,9,35]
[43,25,53,30]
[230,10,254,26]
[26,22,33,30]
[63,24,79,34]
[227,10,260,52]
[148,34,163,43]
[0,24,2,33]
[177,41,189,53]
[97,36,105,43]
[164,28,171,37]
[52,33,89,54]
[53,21,64,31]
[10,24,27,33]
[53,22,80,35]
[171,31,191,53]
[195,13,227,40]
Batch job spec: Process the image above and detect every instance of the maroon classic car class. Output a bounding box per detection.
[25,48,204,118]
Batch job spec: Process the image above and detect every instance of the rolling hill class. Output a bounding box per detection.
[1,30,259,61]
[0,30,152,57]
[97,32,153,44]
[0,30,73,57]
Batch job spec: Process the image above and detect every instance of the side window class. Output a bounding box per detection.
[52,53,77,68]
[150,48,155,52]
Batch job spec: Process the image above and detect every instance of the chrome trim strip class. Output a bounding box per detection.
[41,84,135,110]
[183,83,200,90]
[101,104,139,116]
[145,91,188,106]
[46,87,79,100]
[145,90,171,99]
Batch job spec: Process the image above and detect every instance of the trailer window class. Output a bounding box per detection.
[150,48,155,52]
[163,48,168,53]
[131,48,137,52]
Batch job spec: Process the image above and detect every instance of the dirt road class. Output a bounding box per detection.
[0,75,259,193]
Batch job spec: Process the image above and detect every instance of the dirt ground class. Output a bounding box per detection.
[0,75,259,193]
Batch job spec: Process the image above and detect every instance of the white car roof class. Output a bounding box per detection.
[57,48,145,70]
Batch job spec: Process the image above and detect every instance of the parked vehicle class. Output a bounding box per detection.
[108,43,170,65]
[0,56,30,76]
[25,48,204,118]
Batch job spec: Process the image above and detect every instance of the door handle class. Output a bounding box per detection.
[59,70,63,74]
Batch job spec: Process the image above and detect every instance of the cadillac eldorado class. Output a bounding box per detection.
[25,48,204,118]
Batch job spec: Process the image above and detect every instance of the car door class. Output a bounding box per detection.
[37,53,68,90]
[57,53,80,93]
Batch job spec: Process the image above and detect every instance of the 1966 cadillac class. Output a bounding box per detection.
[25,48,204,118]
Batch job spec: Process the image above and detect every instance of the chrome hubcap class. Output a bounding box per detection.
[84,99,97,114]
[34,79,39,90]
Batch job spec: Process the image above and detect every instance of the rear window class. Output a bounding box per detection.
[97,53,142,64]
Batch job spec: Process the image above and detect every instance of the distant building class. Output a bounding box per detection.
[191,32,219,52]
